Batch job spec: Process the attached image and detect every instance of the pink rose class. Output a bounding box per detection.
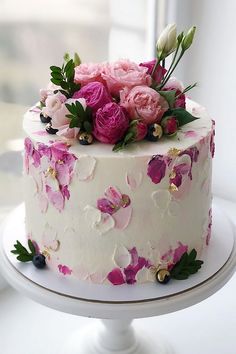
[42,92,66,118]
[74,63,105,86]
[40,82,61,103]
[139,59,166,83]
[93,102,129,144]
[163,77,186,108]
[102,59,152,96]
[73,82,112,112]
[51,98,86,139]
[120,86,169,124]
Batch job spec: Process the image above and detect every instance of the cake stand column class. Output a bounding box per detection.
[96,319,137,353]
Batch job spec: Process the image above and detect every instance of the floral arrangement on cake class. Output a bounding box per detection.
[37,24,198,151]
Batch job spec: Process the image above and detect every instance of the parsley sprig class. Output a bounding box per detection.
[50,53,81,98]
[170,249,203,280]
[65,101,93,133]
[11,240,36,262]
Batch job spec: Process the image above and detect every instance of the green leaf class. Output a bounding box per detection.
[65,103,77,115]
[169,108,199,127]
[158,90,176,109]
[170,248,204,280]
[15,241,29,255]
[113,141,125,152]
[188,249,197,263]
[51,72,63,81]
[50,66,61,72]
[69,117,79,128]
[124,132,134,143]
[51,78,61,86]
[28,240,36,256]
[64,59,74,74]
[17,254,33,262]
[75,100,86,119]
[11,250,20,255]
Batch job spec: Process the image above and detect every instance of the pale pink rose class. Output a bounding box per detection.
[102,59,152,96]
[120,86,168,124]
[74,63,105,86]
[40,82,61,103]
[42,92,66,118]
[51,98,86,139]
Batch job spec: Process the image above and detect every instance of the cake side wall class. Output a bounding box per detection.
[23,123,214,284]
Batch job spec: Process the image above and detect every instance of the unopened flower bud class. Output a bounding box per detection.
[157,24,177,58]
[181,26,196,51]
[161,116,178,136]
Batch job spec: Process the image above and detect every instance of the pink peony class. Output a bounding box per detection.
[102,59,152,96]
[42,92,66,118]
[73,82,111,112]
[139,59,166,83]
[51,98,86,139]
[120,86,169,124]
[93,102,129,144]
[74,63,105,86]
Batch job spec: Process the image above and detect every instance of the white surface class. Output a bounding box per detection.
[0,197,235,354]
[2,203,234,304]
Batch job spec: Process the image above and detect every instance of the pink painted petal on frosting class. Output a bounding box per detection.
[33,130,49,136]
[112,204,132,230]
[58,264,72,275]
[97,198,116,215]
[56,162,70,186]
[126,171,143,191]
[105,186,123,205]
[107,268,125,285]
[46,186,64,211]
[38,193,48,213]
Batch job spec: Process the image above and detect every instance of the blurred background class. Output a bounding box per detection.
[0,0,235,281]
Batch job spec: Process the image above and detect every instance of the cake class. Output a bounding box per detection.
[13,24,215,285]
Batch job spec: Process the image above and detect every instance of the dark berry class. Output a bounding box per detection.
[33,254,46,269]
[146,123,163,142]
[156,269,171,284]
[78,132,93,145]
[46,122,58,135]
[40,113,51,124]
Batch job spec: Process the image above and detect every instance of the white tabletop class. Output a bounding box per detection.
[0,196,235,354]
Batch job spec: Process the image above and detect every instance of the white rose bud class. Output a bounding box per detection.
[157,23,177,58]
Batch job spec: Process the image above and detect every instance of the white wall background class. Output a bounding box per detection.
[172,0,236,203]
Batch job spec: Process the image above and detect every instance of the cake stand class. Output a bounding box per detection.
[0,204,235,354]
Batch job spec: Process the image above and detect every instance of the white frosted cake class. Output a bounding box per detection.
[23,98,214,284]
[13,24,215,286]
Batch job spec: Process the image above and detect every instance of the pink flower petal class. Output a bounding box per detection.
[46,186,64,211]
[58,264,72,275]
[104,186,123,205]
[112,204,132,230]
[107,268,125,285]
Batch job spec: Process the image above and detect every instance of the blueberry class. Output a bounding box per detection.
[40,113,51,124]
[46,122,58,135]
[33,254,46,269]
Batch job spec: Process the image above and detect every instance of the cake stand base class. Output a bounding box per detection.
[0,203,235,354]
[60,320,173,354]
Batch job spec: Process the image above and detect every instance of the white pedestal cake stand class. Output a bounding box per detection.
[0,204,235,354]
